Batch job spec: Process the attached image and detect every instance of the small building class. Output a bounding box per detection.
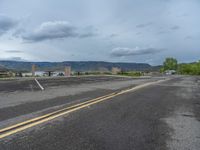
[98,67,109,74]
[0,66,12,78]
[15,72,23,77]
[165,70,176,75]
[44,71,54,77]
[111,67,121,75]
[0,71,10,78]
[22,72,32,77]
[64,66,71,77]
[32,64,36,76]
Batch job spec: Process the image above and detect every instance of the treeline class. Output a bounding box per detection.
[178,62,200,75]
[161,57,200,75]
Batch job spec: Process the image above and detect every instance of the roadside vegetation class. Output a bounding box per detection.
[118,71,142,77]
[74,71,142,77]
[178,62,200,75]
[72,71,142,77]
[74,71,112,76]
[161,57,200,75]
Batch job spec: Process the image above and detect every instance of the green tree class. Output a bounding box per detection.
[163,57,178,71]
[177,61,200,75]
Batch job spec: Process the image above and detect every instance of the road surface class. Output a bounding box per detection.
[0,75,200,150]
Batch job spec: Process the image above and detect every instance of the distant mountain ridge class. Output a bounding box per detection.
[0,61,152,72]
[0,65,9,72]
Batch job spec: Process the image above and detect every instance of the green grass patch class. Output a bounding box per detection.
[118,71,142,77]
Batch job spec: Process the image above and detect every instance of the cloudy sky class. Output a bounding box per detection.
[0,0,200,65]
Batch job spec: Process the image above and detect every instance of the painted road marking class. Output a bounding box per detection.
[0,78,170,139]
[0,93,116,133]
[34,78,44,91]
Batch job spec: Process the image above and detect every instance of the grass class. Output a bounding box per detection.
[118,71,143,77]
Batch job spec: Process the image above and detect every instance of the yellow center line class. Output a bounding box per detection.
[0,92,116,133]
[0,79,169,139]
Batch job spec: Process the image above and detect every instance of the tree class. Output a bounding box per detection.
[177,61,200,75]
[163,57,178,71]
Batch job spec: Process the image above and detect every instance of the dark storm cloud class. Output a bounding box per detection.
[0,14,18,35]
[111,47,164,57]
[21,21,97,42]
[170,25,180,30]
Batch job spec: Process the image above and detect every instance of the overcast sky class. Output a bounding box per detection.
[0,0,200,65]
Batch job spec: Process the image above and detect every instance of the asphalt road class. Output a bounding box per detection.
[0,76,133,92]
[0,76,200,150]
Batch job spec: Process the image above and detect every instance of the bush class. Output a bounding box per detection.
[177,62,200,75]
[118,71,142,77]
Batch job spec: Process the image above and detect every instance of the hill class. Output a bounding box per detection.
[0,61,152,72]
[0,65,9,72]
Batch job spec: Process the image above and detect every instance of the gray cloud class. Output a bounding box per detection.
[136,32,142,35]
[4,50,23,53]
[184,36,193,40]
[157,31,169,35]
[178,13,188,18]
[79,26,98,38]
[111,47,164,57]
[12,28,26,38]
[110,33,118,38]
[21,21,97,42]
[136,22,153,28]
[184,35,200,40]
[0,57,26,61]
[0,14,18,35]
[0,0,200,64]
[170,25,180,30]
[22,21,78,42]
[9,57,25,61]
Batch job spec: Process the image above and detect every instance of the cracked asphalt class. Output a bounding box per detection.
[0,75,200,150]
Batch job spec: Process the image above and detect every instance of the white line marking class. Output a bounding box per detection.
[34,78,44,91]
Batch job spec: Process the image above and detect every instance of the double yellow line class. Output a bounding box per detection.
[0,79,167,139]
